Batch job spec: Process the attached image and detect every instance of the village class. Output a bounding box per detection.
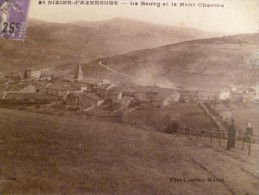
[0,60,259,131]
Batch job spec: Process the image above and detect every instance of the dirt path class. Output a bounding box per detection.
[98,60,135,79]
[190,139,259,195]
[199,102,227,131]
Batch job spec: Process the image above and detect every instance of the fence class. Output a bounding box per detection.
[179,125,259,156]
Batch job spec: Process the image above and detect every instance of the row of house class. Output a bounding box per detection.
[0,82,59,104]
[178,85,258,103]
[0,60,258,110]
[1,77,257,109]
[4,69,53,81]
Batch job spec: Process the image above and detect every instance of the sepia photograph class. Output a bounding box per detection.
[0,0,259,194]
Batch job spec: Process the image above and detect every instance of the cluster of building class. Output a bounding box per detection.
[178,84,259,104]
[0,62,258,113]
[0,63,181,112]
[65,63,182,111]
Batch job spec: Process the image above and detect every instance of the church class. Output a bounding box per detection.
[74,59,84,82]
[73,58,110,91]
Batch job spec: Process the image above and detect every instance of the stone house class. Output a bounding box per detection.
[198,90,216,102]
[1,93,58,104]
[71,83,88,92]
[40,73,54,81]
[66,92,96,110]
[46,84,70,98]
[134,90,158,102]
[216,87,230,101]
[24,70,41,80]
[179,90,199,102]
[231,91,243,103]
[0,83,36,93]
[151,91,180,107]
[80,78,108,92]
[106,86,123,102]
[5,72,22,80]
[83,92,104,106]
[242,91,255,103]
[18,84,37,93]
[36,82,52,94]
[112,96,133,110]
[93,83,113,98]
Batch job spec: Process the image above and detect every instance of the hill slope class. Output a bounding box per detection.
[0,18,217,73]
[93,33,259,89]
[0,108,258,194]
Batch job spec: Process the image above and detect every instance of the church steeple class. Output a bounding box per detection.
[74,54,83,82]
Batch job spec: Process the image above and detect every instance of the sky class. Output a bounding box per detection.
[28,0,259,34]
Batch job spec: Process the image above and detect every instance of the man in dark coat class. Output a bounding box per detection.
[227,119,237,151]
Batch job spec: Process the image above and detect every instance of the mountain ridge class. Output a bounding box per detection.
[83,33,259,89]
[0,18,220,72]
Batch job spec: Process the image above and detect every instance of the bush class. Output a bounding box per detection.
[164,120,180,134]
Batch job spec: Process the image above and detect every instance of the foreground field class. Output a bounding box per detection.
[0,108,258,194]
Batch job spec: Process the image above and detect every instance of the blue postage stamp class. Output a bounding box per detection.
[0,0,30,40]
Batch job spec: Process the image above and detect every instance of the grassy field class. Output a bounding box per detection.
[0,108,259,194]
[124,102,218,132]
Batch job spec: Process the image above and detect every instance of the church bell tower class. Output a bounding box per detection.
[74,55,83,82]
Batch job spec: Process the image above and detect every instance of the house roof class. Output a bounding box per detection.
[198,90,216,95]
[5,72,21,77]
[71,82,88,88]
[0,93,5,99]
[152,91,179,101]
[67,91,83,96]
[231,91,242,96]
[37,82,52,87]
[41,73,54,77]
[0,83,30,92]
[107,86,124,95]
[81,77,103,85]
[123,86,136,93]
[216,86,230,93]
[3,93,59,101]
[67,92,98,105]
[114,96,133,104]
[46,83,70,90]
[94,83,113,90]
[29,70,41,73]
[243,92,255,99]
[83,92,103,102]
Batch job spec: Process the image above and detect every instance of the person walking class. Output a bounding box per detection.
[243,122,253,149]
[227,119,237,151]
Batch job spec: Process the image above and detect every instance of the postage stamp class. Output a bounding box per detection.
[0,0,30,40]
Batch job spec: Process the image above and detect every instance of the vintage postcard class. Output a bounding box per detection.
[0,0,259,194]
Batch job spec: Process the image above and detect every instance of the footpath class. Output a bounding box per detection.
[199,102,227,131]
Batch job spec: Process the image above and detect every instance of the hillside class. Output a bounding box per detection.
[0,108,258,194]
[0,18,216,73]
[92,33,259,89]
